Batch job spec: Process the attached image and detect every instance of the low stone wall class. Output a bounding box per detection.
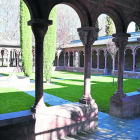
[113,70,140,79]
[0,103,98,140]
[109,94,140,118]
[0,67,23,73]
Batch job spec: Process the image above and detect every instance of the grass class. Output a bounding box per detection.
[0,87,51,114]
[0,71,140,114]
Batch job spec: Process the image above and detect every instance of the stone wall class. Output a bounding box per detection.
[0,103,98,140]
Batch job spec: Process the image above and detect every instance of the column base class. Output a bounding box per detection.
[113,90,126,98]
[137,87,140,92]
[79,98,95,105]
[31,103,47,113]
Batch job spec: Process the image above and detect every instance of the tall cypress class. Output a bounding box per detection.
[20,0,32,77]
[95,18,99,36]
[43,7,57,83]
[105,15,114,36]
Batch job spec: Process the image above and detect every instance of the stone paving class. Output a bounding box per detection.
[1,74,140,139]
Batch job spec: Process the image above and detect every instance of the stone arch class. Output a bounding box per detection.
[134,46,140,53]
[127,11,140,30]
[135,48,140,72]
[79,50,84,67]
[92,1,127,33]
[0,48,8,67]
[45,0,93,26]
[124,49,133,71]
[92,50,97,68]
[99,50,105,69]
[9,49,18,67]
[69,51,73,67]
[53,53,57,66]
[74,50,79,67]
[59,51,64,66]
[124,46,134,53]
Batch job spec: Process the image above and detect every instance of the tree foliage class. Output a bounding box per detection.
[43,6,57,83]
[135,23,140,31]
[105,15,114,36]
[20,0,32,77]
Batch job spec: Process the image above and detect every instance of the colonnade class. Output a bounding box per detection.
[54,44,140,73]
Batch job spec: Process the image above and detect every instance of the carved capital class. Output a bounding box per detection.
[112,33,130,49]
[77,26,99,46]
[1,50,4,56]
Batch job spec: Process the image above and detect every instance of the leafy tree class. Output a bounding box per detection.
[135,23,140,31]
[105,15,114,36]
[43,7,57,83]
[20,0,32,77]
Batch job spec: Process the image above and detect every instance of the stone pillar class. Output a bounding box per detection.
[109,33,130,118]
[104,51,107,74]
[28,19,52,113]
[16,50,20,67]
[113,33,130,97]
[57,54,59,66]
[1,50,4,66]
[32,49,35,67]
[7,50,9,67]
[78,26,99,104]
[132,52,136,72]
[97,52,99,69]
[64,54,66,66]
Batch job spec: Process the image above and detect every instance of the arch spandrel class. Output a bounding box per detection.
[24,0,93,26]
[91,1,127,33]
[127,11,140,29]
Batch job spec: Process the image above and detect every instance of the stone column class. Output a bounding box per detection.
[7,50,9,67]
[78,26,99,104]
[16,50,20,67]
[1,50,4,66]
[64,54,66,66]
[28,19,52,113]
[111,33,130,98]
[132,52,136,72]
[97,52,99,69]
[104,51,107,74]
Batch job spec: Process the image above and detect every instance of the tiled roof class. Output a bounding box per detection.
[65,31,140,48]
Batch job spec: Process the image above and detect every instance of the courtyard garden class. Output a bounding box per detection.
[0,71,140,114]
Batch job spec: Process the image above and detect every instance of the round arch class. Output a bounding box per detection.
[124,46,134,53]
[127,11,140,30]
[45,0,93,26]
[92,1,126,33]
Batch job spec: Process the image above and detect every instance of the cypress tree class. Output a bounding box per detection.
[135,23,140,31]
[105,15,114,36]
[43,7,57,83]
[20,0,32,77]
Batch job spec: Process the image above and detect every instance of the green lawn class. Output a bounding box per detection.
[0,87,50,114]
[0,71,140,114]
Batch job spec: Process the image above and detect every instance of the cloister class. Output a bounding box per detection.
[0,0,140,139]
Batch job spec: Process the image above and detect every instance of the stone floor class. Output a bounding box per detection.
[59,111,140,140]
